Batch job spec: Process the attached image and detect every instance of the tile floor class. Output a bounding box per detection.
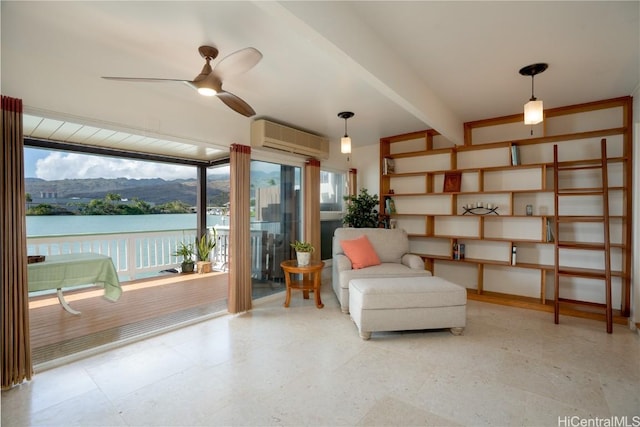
[2,286,639,426]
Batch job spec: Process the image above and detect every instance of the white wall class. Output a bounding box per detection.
[351,142,380,195]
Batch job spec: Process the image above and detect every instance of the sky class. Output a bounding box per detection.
[24,147,228,180]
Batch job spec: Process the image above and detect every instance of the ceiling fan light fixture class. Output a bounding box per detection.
[338,111,354,154]
[197,87,217,97]
[519,63,548,126]
[189,75,221,97]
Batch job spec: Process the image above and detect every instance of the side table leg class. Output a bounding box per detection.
[314,274,324,309]
[284,275,291,308]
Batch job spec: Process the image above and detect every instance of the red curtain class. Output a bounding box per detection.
[1,95,32,389]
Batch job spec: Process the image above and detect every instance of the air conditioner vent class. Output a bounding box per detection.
[251,120,329,159]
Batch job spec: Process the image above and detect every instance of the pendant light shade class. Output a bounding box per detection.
[519,63,548,126]
[524,99,544,125]
[341,136,351,154]
[338,111,354,154]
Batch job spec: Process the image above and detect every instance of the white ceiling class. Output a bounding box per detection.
[2,1,638,162]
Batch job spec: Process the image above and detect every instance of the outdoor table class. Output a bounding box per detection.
[28,253,121,314]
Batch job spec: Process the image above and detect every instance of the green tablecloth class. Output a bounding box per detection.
[27,253,122,302]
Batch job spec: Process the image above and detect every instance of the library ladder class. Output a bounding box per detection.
[553,138,613,333]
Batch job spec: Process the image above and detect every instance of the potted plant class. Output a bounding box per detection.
[195,228,217,273]
[343,188,381,228]
[173,241,195,273]
[290,240,314,266]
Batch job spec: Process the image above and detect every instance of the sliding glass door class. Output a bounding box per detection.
[250,160,301,299]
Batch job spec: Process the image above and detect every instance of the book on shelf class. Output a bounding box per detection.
[383,157,395,175]
[510,145,520,166]
[546,218,554,242]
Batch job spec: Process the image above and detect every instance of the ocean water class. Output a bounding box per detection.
[26,214,226,237]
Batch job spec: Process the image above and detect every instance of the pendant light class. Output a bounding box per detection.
[338,111,354,154]
[519,63,548,125]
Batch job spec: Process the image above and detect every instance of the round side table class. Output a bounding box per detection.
[280,260,325,308]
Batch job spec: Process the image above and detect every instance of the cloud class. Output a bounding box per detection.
[35,152,196,180]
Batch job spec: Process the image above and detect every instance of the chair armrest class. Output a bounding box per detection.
[402,253,425,270]
[335,254,353,272]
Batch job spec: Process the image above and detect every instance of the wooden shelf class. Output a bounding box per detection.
[466,290,628,325]
[380,96,632,326]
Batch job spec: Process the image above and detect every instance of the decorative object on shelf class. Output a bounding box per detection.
[511,245,517,265]
[385,197,396,214]
[443,171,462,192]
[195,228,217,273]
[389,219,397,229]
[519,62,548,128]
[338,111,354,154]
[27,255,46,264]
[343,188,381,228]
[290,240,314,266]
[526,204,533,216]
[173,241,195,273]
[383,157,395,175]
[510,144,520,166]
[462,204,499,215]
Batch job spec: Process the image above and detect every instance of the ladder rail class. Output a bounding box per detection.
[553,145,560,325]
[600,139,612,333]
[553,138,612,333]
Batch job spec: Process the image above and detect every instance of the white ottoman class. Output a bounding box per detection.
[349,276,466,340]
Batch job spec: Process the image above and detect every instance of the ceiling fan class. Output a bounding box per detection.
[102,45,262,117]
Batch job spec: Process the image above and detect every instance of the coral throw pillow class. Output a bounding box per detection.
[340,235,381,269]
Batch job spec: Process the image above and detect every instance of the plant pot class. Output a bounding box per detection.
[197,261,212,274]
[181,261,195,273]
[296,251,311,266]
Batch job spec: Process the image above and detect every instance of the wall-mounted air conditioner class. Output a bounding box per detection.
[250,119,329,159]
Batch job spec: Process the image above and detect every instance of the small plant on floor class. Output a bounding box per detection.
[196,229,217,262]
[173,241,195,273]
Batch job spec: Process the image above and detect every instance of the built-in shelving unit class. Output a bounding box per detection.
[379,97,632,326]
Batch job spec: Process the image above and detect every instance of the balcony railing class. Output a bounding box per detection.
[27,225,289,281]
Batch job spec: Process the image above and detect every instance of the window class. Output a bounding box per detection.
[320,169,347,260]
[320,170,346,212]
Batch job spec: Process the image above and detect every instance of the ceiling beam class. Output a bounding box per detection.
[258,1,464,145]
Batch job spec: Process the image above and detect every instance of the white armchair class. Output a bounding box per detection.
[332,228,431,313]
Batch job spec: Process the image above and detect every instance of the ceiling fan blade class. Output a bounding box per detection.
[102,77,190,83]
[212,47,262,81]
[217,90,256,117]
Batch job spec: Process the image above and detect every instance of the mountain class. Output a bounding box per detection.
[25,176,230,206]
[24,166,285,208]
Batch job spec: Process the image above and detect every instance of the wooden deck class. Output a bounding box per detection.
[29,272,229,353]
